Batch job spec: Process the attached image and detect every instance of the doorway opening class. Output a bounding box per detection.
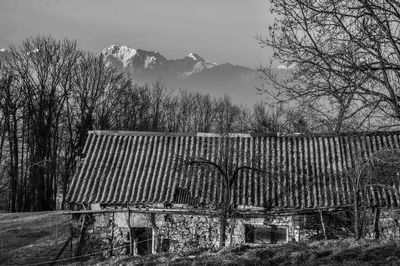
[130,227,153,255]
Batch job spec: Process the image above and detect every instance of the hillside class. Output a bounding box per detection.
[0,211,71,265]
[98,238,400,266]
[2,211,400,265]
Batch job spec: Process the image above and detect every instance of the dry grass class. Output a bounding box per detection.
[99,238,400,266]
[1,212,400,266]
[0,211,71,265]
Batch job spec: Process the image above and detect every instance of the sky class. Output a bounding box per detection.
[0,0,274,68]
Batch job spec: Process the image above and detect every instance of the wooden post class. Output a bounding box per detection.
[69,219,73,256]
[129,228,134,256]
[133,236,138,256]
[152,228,156,254]
[319,210,327,240]
[149,213,158,254]
[110,212,114,257]
[374,207,380,239]
[75,214,86,258]
[127,206,134,256]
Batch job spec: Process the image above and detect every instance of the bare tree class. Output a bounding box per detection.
[0,73,23,212]
[346,149,400,239]
[260,0,400,131]
[7,36,81,210]
[213,96,242,133]
[192,93,214,132]
[177,134,264,247]
[58,52,128,208]
[150,80,169,132]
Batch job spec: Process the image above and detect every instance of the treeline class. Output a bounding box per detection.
[0,36,307,212]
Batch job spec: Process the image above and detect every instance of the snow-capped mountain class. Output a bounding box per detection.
[102,45,262,106]
[0,49,7,59]
[0,49,8,69]
[0,45,270,106]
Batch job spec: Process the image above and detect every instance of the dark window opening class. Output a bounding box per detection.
[131,227,153,255]
[160,238,170,252]
[164,214,173,223]
[244,224,287,244]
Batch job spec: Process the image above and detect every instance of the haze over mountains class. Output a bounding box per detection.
[0,46,279,106]
[102,45,265,106]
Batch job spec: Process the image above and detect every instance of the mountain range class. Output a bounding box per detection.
[102,45,264,106]
[0,46,272,106]
[0,49,7,68]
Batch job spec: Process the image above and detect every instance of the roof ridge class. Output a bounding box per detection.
[89,130,400,138]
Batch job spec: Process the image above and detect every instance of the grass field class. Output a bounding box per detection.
[2,211,400,265]
[103,238,400,266]
[0,211,71,265]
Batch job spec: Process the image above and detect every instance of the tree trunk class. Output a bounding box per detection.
[319,210,327,240]
[229,218,235,245]
[374,207,380,239]
[5,107,18,213]
[354,190,360,239]
[219,211,227,248]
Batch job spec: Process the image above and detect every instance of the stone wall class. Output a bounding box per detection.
[158,214,220,251]
[363,209,400,239]
[289,210,400,240]
[379,210,400,238]
[74,208,400,257]
[78,213,131,257]
[76,211,301,257]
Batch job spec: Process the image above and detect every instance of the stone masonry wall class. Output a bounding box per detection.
[76,209,400,258]
[79,213,131,257]
[158,214,220,251]
[78,211,300,257]
[364,210,400,239]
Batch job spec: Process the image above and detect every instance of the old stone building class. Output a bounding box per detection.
[67,130,400,256]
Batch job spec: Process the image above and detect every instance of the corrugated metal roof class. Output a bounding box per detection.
[67,130,400,210]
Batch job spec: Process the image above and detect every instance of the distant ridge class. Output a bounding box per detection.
[0,46,285,107]
[102,45,263,106]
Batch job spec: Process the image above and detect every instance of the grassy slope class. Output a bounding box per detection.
[0,211,71,265]
[1,212,400,265]
[102,238,400,266]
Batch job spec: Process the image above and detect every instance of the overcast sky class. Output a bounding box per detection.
[0,0,273,68]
